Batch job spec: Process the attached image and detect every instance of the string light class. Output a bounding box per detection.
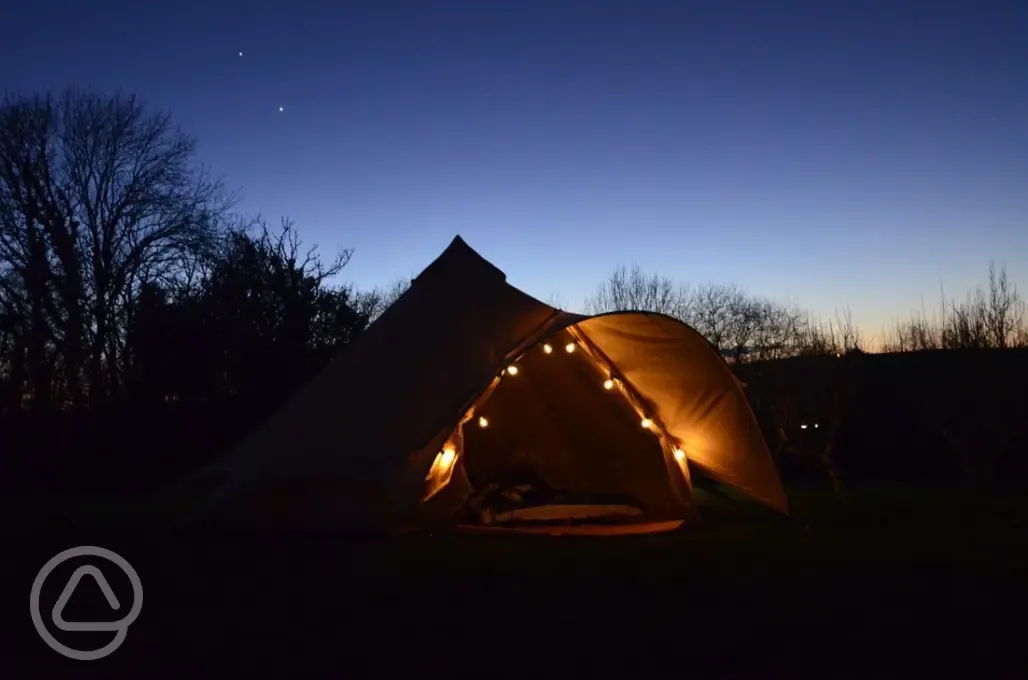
[435,336,687,503]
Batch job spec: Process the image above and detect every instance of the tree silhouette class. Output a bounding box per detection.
[359,276,413,323]
[585,264,689,318]
[123,217,373,412]
[0,90,382,493]
[883,263,1026,352]
[584,265,858,361]
[0,90,228,412]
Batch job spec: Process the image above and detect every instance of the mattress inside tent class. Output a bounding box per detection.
[456,520,685,536]
[454,480,685,536]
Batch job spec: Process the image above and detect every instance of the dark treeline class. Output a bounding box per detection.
[0,91,406,496]
[583,262,1027,359]
[1,90,1024,500]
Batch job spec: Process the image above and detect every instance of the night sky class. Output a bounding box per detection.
[3,0,1026,341]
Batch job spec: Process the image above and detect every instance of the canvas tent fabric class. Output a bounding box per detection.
[193,236,788,529]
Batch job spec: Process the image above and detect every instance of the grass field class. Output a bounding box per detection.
[12,485,1028,675]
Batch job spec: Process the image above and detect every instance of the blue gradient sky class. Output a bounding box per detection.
[3,0,1026,341]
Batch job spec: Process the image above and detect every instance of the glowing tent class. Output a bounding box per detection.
[192,236,787,533]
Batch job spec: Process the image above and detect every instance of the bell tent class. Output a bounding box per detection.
[192,236,788,534]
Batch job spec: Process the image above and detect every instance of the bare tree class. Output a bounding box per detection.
[794,308,862,357]
[0,90,230,407]
[585,264,691,318]
[748,299,807,361]
[836,307,863,352]
[943,290,990,349]
[688,283,739,351]
[544,291,567,310]
[797,315,840,357]
[1016,323,1028,349]
[881,263,1026,352]
[983,262,1023,349]
[358,276,413,323]
[721,290,761,361]
[586,266,825,360]
[224,217,353,287]
[882,305,941,352]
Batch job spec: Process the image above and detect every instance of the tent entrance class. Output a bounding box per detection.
[442,331,692,532]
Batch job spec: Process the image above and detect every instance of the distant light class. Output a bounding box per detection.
[641,418,652,429]
[542,343,553,354]
[278,106,284,112]
[800,424,808,430]
[506,365,519,376]
[603,379,614,390]
[673,448,686,461]
[565,342,576,353]
[814,423,819,429]
[478,416,488,428]
[238,51,243,57]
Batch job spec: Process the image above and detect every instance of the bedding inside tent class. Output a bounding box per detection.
[426,329,694,533]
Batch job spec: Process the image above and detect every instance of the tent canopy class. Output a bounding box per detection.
[196,236,787,529]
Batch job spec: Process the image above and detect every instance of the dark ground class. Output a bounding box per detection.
[3,487,1027,677]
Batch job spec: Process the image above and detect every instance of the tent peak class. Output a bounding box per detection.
[426,235,507,282]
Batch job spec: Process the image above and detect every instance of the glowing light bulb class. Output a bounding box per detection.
[478,416,489,428]
[543,343,553,354]
[440,447,456,466]
[641,418,652,429]
[673,448,686,461]
[565,342,576,353]
[506,365,519,375]
[603,379,614,390]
